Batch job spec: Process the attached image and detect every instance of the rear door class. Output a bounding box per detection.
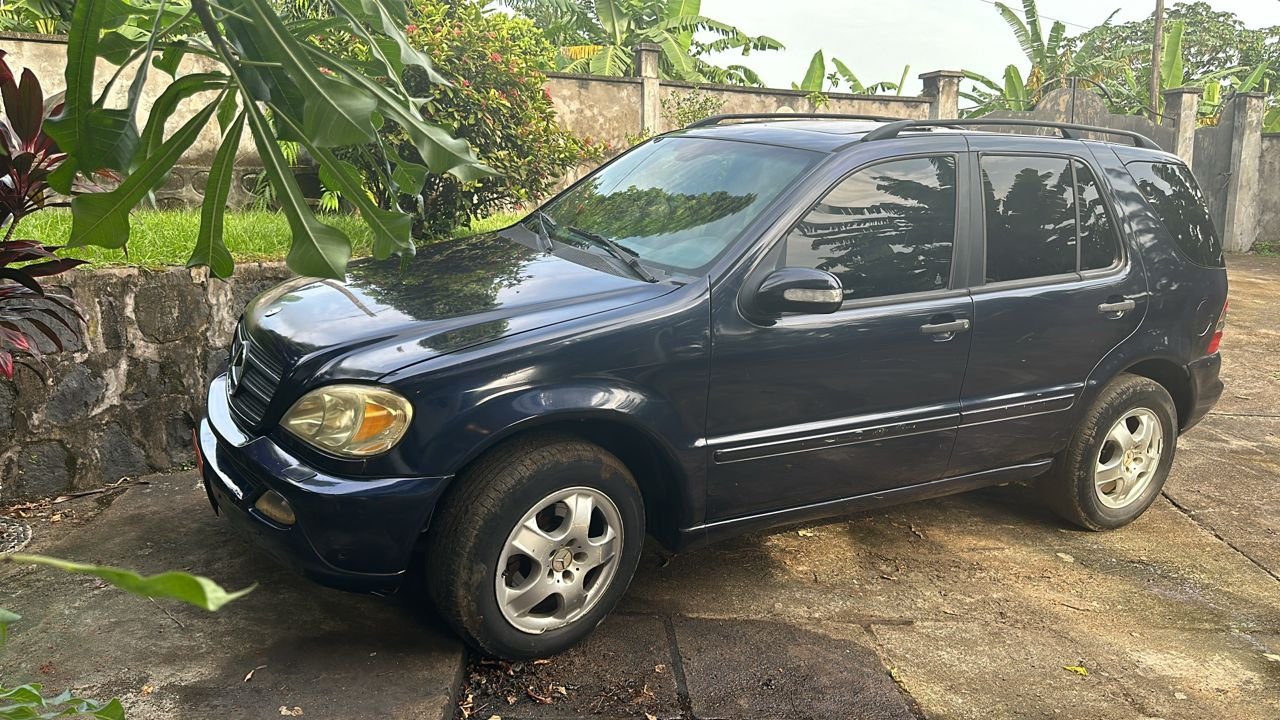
[948,138,1147,475]
[705,139,976,521]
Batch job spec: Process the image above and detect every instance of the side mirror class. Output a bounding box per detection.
[752,267,844,317]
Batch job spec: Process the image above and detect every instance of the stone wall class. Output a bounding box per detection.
[1257,134,1280,249]
[0,264,292,501]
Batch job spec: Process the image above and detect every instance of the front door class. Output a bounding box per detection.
[705,145,975,521]
[947,141,1147,475]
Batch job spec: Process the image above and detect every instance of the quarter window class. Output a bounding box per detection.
[1127,161,1224,268]
[784,156,957,301]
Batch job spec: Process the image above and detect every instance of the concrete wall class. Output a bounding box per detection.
[1,32,255,165]
[1260,134,1280,249]
[0,265,292,501]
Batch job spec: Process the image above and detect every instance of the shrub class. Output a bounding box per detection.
[0,51,86,379]
[346,0,591,239]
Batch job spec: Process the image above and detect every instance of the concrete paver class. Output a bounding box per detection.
[0,478,464,720]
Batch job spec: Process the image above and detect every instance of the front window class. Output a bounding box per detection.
[539,137,819,274]
[783,155,958,301]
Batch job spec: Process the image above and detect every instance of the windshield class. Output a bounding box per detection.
[538,137,819,274]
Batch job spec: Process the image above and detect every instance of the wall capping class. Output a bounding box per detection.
[657,78,927,104]
[0,30,67,43]
[546,72,643,85]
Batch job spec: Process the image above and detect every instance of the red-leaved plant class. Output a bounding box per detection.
[0,50,85,379]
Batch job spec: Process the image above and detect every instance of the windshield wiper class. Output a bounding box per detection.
[529,210,555,252]
[566,226,658,283]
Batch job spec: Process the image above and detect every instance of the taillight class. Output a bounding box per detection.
[1206,300,1227,355]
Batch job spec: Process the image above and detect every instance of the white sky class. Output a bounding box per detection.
[699,0,1280,94]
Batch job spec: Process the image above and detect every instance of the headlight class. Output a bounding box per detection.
[281,384,413,457]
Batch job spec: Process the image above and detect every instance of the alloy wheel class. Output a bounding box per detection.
[1094,408,1164,509]
[495,486,623,634]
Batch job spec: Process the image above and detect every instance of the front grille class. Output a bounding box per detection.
[227,322,286,430]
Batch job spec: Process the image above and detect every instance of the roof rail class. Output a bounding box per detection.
[688,112,906,128]
[859,118,1162,150]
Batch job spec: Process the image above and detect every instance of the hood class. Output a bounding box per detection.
[244,231,677,379]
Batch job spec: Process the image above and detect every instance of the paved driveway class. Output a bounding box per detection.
[2,256,1278,720]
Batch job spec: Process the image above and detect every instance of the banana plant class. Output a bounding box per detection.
[792,51,911,96]
[960,66,1031,115]
[45,0,494,280]
[509,0,782,85]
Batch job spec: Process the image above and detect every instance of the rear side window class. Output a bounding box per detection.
[784,156,957,301]
[982,155,1077,282]
[1127,161,1224,268]
[981,155,1122,282]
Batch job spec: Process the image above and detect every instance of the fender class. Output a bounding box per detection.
[417,380,707,533]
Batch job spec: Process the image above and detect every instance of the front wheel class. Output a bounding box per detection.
[425,434,644,659]
[1042,374,1178,530]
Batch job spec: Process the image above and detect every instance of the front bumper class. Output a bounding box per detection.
[198,374,451,593]
[1182,353,1224,432]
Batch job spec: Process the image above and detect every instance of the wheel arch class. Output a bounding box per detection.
[438,410,693,550]
[1118,357,1192,430]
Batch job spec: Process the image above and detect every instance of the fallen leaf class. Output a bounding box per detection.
[1175,692,1188,700]
[1063,665,1089,677]
[53,496,70,504]
[654,663,667,674]
[244,665,266,682]
[526,686,553,704]
[140,685,154,695]
[797,528,816,537]
[486,716,502,720]
[505,694,517,705]
[1056,553,1075,563]
[646,714,658,720]
[1263,653,1280,663]
[49,514,62,523]
[532,658,552,666]
[279,707,304,716]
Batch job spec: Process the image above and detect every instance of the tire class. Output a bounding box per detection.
[1042,373,1178,531]
[424,433,645,659]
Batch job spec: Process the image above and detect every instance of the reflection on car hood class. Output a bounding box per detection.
[244,231,677,379]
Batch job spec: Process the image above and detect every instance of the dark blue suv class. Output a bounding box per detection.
[198,116,1227,659]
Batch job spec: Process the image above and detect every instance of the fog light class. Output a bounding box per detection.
[254,490,296,526]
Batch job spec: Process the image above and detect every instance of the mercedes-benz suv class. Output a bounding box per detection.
[197,115,1228,659]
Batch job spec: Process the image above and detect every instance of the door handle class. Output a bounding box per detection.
[920,319,971,335]
[1097,299,1136,316]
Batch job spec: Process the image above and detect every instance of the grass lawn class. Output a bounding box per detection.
[15,209,525,269]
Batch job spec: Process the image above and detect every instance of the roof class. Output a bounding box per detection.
[671,117,1169,157]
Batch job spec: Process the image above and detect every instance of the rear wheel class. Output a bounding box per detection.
[1042,374,1177,530]
[425,434,644,659]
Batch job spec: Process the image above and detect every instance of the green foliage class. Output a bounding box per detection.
[342,0,589,240]
[792,51,910,95]
[17,209,523,268]
[0,553,252,719]
[47,0,493,280]
[0,0,73,34]
[660,88,724,127]
[5,554,254,610]
[0,685,124,720]
[504,0,781,86]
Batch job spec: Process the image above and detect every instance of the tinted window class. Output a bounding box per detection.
[783,156,956,301]
[543,137,818,273]
[1127,161,1224,267]
[1076,161,1121,271]
[982,155,1077,282]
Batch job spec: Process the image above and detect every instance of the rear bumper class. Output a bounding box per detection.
[1182,353,1223,432]
[198,374,451,593]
